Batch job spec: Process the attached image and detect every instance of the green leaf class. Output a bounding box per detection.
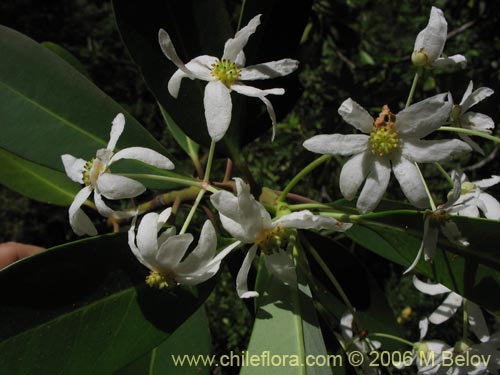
[241,254,332,375]
[0,233,214,375]
[0,25,182,190]
[113,0,311,154]
[0,147,80,205]
[346,212,500,314]
[42,41,91,78]
[359,50,375,65]
[115,306,212,375]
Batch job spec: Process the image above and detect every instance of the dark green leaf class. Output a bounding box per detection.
[42,41,91,78]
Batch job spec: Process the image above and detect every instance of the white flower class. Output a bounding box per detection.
[159,14,299,142]
[210,178,351,298]
[128,207,239,288]
[412,7,466,68]
[413,276,489,343]
[62,113,174,236]
[404,178,470,274]
[450,81,495,154]
[413,341,451,375]
[303,94,471,213]
[452,171,500,220]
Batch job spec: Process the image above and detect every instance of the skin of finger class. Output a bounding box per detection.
[0,242,45,269]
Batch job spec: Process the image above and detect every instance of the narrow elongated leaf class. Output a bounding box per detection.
[0,147,80,205]
[241,254,332,375]
[116,306,212,375]
[0,233,214,375]
[0,25,182,190]
[42,41,91,78]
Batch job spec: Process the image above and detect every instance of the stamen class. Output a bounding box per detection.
[370,105,399,156]
[211,59,241,87]
[145,271,177,289]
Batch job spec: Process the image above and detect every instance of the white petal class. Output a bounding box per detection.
[175,221,217,273]
[128,214,150,269]
[441,220,468,246]
[219,215,254,243]
[357,158,391,213]
[303,134,369,156]
[234,178,272,235]
[275,210,352,232]
[264,250,297,286]
[475,175,500,189]
[462,112,495,132]
[236,244,259,298]
[68,186,96,236]
[396,93,450,138]
[458,133,485,155]
[402,139,471,163]
[157,226,177,248]
[455,198,480,218]
[459,81,474,106]
[93,192,135,219]
[204,80,232,142]
[136,212,160,259]
[231,84,284,97]
[477,193,500,220]
[392,155,428,208]
[461,86,494,112]
[428,292,463,324]
[339,151,371,201]
[340,311,354,340]
[259,95,277,141]
[235,51,245,66]
[158,29,194,76]
[97,173,145,199]
[337,98,373,133]
[419,318,429,340]
[433,54,467,68]
[156,233,193,271]
[413,7,447,62]
[110,147,175,170]
[61,154,86,184]
[222,14,261,62]
[157,207,172,229]
[423,224,439,261]
[413,276,451,295]
[107,113,125,151]
[168,55,216,98]
[468,302,490,342]
[239,59,299,80]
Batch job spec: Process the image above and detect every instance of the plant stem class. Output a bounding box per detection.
[438,126,500,144]
[117,173,201,188]
[369,333,414,347]
[279,155,332,202]
[405,69,420,108]
[434,162,454,186]
[204,141,216,182]
[179,188,205,234]
[414,162,436,210]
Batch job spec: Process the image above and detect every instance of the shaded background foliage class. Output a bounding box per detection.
[1,0,499,374]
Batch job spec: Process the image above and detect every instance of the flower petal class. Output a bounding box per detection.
[475,175,500,189]
[136,212,160,260]
[158,29,194,76]
[110,147,175,170]
[61,154,86,184]
[403,217,437,274]
[156,233,193,271]
[357,157,391,213]
[239,59,299,80]
[204,80,232,142]
[264,250,297,286]
[176,220,217,273]
[303,134,369,156]
[97,173,145,199]
[433,54,467,68]
[441,219,469,247]
[460,86,494,112]
[413,7,447,63]
[275,210,352,232]
[468,302,490,342]
[69,186,96,236]
[428,292,463,324]
[396,93,451,138]
[392,154,428,208]
[108,113,125,151]
[459,81,474,106]
[419,318,429,340]
[168,55,216,98]
[93,192,135,219]
[477,193,500,220]
[339,151,371,201]
[231,84,284,97]
[462,112,495,132]
[458,133,484,155]
[337,98,373,134]
[236,244,259,298]
[222,14,261,62]
[412,276,450,295]
[402,139,471,163]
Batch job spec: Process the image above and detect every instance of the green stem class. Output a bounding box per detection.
[405,69,421,108]
[415,162,436,211]
[204,141,216,182]
[289,203,334,211]
[434,162,454,186]
[438,126,500,144]
[179,188,205,234]
[236,0,247,31]
[117,173,201,188]
[279,155,332,202]
[369,333,414,347]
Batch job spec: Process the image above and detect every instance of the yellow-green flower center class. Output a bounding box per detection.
[83,158,108,186]
[411,49,428,66]
[454,339,473,354]
[461,181,476,194]
[451,104,463,126]
[256,226,289,255]
[211,59,241,87]
[369,105,399,157]
[145,270,177,290]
